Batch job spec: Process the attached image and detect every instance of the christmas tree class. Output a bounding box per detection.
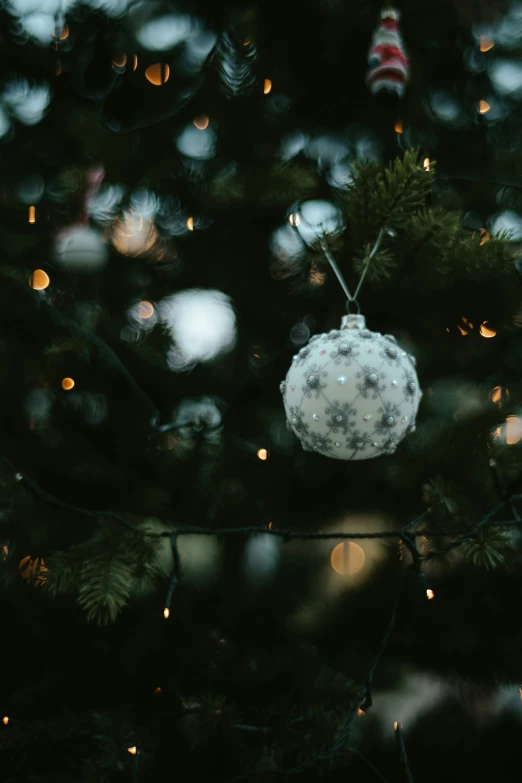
[2,1,522,781]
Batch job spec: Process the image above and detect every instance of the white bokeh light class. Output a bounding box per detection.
[159,289,237,371]
[3,79,50,125]
[176,125,217,160]
[136,13,196,50]
[296,199,343,245]
[490,210,522,239]
[490,59,522,96]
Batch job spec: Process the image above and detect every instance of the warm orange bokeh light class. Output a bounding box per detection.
[357,708,365,717]
[194,115,209,130]
[426,589,435,600]
[263,79,272,94]
[28,205,36,223]
[2,717,8,725]
[480,36,494,52]
[127,746,137,755]
[186,217,194,231]
[164,608,170,619]
[55,24,69,40]
[145,63,170,85]
[257,448,269,460]
[394,119,403,133]
[479,100,491,114]
[423,157,430,171]
[331,541,366,576]
[61,377,75,391]
[153,687,162,695]
[113,53,127,68]
[506,416,522,445]
[138,300,154,319]
[30,269,50,290]
[480,321,496,338]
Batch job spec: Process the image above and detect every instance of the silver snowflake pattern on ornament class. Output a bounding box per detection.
[324,400,355,435]
[293,345,312,367]
[373,401,401,435]
[356,365,386,399]
[279,380,286,395]
[326,330,341,342]
[302,363,327,398]
[308,432,334,453]
[379,344,400,365]
[403,370,417,398]
[347,431,371,453]
[382,434,399,454]
[331,341,359,365]
[287,406,310,438]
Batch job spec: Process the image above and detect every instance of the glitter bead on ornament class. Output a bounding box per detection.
[280,313,421,460]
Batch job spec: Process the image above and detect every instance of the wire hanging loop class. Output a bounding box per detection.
[319,227,387,312]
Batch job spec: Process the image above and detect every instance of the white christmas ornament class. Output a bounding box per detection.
[281,313,421,460]
[55,226,108,272]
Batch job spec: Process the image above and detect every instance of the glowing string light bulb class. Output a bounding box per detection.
[263,79,272,94]
[186,217,194,231]
[480,36,494,52]
[426,589,434,600]
[480,321,496,338]
[2,717,8,725]
[28,206,36,223]
[478,100,491,114]
[127,746,137,755]
[61,377,75,391]
[164,608,170,619]
[194,115,209,130]
[30,269,50,290]
[145,63,170,85]
[423,157,430,171]
[257,448,269,460]
[394,119,403,133]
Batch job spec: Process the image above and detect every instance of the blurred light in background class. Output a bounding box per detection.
[28,205,36,223]
[490,59,522,97]
[394,119,403,133]
[269,224,305,275]
[506,415,522,444]
[112,52,127,72]
[193,114,209,130]
[295,200,344,245]
[138,300,154,319]
[30,269,50,290]
[256,448,269,460]
[478,99,491,113]
[480,36,495,52]
[111,211,158,257]
[186,216,194,231]
[24,388,54,430]
[428,90,464,125]
[88,183,126,225]
[133,54,138,70]
[426,588,435,599]
[17,173,45,204]
[288,213,300,227]
[330,541,366,576]
[244,533,281,584]
[423,157,430,171]
[279,130,309,161]
[176,124,217,160]
[3,78,50,125]
[289,322,310,346]
[61,377,75,390]
[145,63,170,85]
[135,10,196,51]
[490,209,522,239]
[159,289,237,371]
[263,78,272,94]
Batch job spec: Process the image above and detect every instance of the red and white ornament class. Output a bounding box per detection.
[366,8,409,98]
